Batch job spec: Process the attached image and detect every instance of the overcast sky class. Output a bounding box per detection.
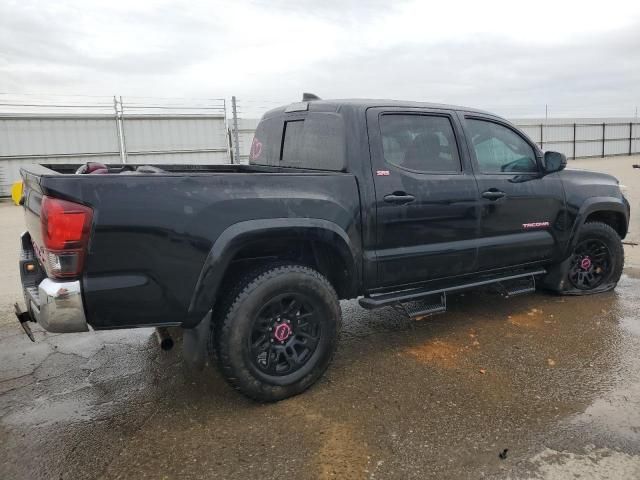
[1,0,640,117]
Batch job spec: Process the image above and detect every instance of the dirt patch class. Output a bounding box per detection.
[315,422,372,480]
[275,398,373,479]
[404,340,462,368]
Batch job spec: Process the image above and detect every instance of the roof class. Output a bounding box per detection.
[263,98,494,119]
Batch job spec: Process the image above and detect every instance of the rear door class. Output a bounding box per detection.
[366,107,481,288]
[459,114,567,270]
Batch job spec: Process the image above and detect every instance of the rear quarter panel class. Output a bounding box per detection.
[36,172,361,329]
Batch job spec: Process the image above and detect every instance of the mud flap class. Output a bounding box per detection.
[182,312,211,370]
[538,257,572,293]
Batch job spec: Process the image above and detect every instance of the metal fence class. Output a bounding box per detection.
[516,121,640,159]
[0,95,229,196]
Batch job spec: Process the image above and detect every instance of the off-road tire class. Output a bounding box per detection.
[210,263,341,402]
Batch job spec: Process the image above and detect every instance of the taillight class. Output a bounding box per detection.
[40,196,93,278]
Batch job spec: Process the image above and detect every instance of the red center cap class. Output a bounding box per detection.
[274,323,292,342]
[581,257,592,270]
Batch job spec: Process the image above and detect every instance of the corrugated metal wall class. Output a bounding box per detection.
[0,114,122,195]
[122,115,229,164]
[0,114,120,157]
[0,113,230,195]
[234,118,259,164]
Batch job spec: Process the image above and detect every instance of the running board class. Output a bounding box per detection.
[359,268,546,310]
[499,275,537,298]
[397,293,447,320]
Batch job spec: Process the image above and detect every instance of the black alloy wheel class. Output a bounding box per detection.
[248,293,322,376]
[568,238,611,290]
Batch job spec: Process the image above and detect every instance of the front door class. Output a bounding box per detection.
[367,108,481,289]
[459,114,567,271]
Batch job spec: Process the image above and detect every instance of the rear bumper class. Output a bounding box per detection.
[32,278,89,333]
[19,232,89,333]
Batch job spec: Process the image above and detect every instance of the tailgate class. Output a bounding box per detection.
[20,165,48,270]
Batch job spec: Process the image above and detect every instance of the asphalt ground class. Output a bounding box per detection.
[1,155,640,479]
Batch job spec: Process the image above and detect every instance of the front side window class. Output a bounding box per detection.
[466,119,538,173]
[379,114,461,173]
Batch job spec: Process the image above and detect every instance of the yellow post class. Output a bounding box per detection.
[11,181,23,206]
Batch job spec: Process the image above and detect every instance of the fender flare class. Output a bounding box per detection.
[183,218,360,327]
[566,196,629,255]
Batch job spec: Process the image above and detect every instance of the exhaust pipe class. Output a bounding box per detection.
[155,327,174,351]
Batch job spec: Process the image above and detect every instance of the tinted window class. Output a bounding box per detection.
[281,120,306,164]
[249,116,281,166]
[380,114,461,173]
[466,119,538,173]
[250,113,346,171]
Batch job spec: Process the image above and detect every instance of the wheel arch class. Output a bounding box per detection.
[568,197,629,254]
[184,218,361,327]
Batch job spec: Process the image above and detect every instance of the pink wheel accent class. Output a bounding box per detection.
[273,323,292,342]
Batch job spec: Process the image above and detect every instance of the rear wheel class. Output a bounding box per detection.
[211,263,341,402]
[560,221,624,294]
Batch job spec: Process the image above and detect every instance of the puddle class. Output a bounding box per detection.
[2,394,112,427]
[521,446,640,480]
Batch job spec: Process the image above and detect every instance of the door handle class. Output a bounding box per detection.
[482,190,506,201]
[384,193,415,205]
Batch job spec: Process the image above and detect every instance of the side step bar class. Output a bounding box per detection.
[397,293,447,320]
[500,275,537,298]
[359,268,547,310]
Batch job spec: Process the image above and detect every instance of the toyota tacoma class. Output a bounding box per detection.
[15,96,630,401]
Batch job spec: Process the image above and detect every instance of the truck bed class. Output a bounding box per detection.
[31,162,347,175]
[20,162,362,330]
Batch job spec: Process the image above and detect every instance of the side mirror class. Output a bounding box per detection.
[543,151,567,173]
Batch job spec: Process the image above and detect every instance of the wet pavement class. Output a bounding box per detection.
[1,155,640,479]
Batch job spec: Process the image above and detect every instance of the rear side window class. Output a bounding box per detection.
[379,114,461,173]
[250,113,346,171]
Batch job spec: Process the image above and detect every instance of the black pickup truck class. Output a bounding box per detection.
[16,97,630,401]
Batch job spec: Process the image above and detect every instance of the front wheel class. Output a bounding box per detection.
[558,221,624,295]
[211,264,341,402]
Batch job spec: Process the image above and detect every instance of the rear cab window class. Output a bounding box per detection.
[250,111,347,171]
